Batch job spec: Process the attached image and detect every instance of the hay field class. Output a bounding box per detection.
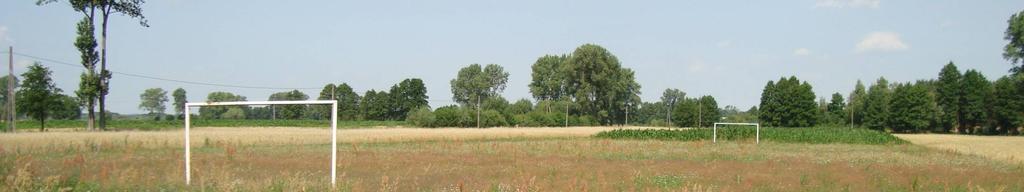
[2,127,1023,191]
[896,134,1024,164]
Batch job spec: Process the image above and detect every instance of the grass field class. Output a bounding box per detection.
[10,119,408,131]
[2,127,1022,191]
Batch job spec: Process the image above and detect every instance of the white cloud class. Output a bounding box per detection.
[856,32,908,53]
[815,0,880,9]
[793,48,811,56]
[716,40,733,48]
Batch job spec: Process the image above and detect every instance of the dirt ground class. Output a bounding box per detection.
[895,134,1024,164]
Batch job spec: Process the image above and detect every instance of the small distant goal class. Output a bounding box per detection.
[712,123,761,144]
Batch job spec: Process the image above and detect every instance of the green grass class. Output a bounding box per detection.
[594,127,907,145]
[11,119,408,131]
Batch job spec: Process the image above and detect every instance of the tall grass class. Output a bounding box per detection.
[594,127,907,145]
[14,119,408,131]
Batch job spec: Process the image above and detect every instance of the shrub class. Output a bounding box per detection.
[594,127,906,145]
[406,107,435,127]
[480,110,507,127]
[433,105,463,127]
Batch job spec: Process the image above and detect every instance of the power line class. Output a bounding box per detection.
[10,52,321,90]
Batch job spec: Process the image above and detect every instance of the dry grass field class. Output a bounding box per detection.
[2,127,1023,191]
[896,134,1024,164]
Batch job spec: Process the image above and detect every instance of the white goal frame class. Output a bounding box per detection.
[712,123,760,144]
[183,100,338,186]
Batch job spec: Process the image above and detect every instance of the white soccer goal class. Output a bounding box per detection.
[183,100,338,186]
[712,123,760,144]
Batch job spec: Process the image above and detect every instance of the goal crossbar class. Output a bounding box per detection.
[184,100,338,186]
[712,123,760,144]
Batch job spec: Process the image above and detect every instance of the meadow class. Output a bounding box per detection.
[11,119,407,131]
[1,126,1022,191]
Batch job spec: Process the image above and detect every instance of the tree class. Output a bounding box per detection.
[172,88,186,118]
[561,44,641,125]
[960,70,992,134]
[660,88,685,126]
[1004,10,1024,73]
[863,77,891,131]
[847,80,867,126]
[758,81,779,126]
[671,99,699,127]
[758,76,817,127]
[451,64,509,127]
[697,95,720,127]
[268,90,309,119]
[888,82,934,133]
[991,75,1023,135]
[52,94,81,120]
[138,88,167,117]
[335,83,361,120]
[389,78,429,120]
[38,0,149,130]
[826,93,846,125]
[199,92,246,119]
[529,55,568,101]
[360,90,390,121]
[16,63,62,131]
[935,62,962,132]
[74,15,100,130]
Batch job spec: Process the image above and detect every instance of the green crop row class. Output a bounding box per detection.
[594,127,907,145]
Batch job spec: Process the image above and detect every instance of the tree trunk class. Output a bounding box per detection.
[98,14,109,130]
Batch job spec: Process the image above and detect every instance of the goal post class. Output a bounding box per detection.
[712,123,760,144]
[183,100,338,186]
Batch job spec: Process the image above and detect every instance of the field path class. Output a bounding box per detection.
[896,134,1024,164]
[0,126,661,149]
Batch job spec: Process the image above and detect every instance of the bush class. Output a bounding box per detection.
[406,107,435,127]
[594,127,907,145]
[433,105,463,127]
[480,110,507,127]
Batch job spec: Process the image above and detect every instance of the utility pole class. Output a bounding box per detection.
[476,95,480,128]
[7,46,13,133]
[625,104,629,126]
[564,103,568,127]
[698,101,703,128]
[849,108,854,129]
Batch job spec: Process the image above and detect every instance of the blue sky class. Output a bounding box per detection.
[1,0,1022,114]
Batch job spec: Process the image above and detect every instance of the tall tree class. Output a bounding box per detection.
[172,88,186,118]
[863,77,891,131]
[697,95,720,127]
[39,0,149,130]
[758,81,779,126]
[562,44,641,125]
[991,75,1023,135]
[360,90,390,121]
[672,98,699,127]
[529,55,567,101]
[73,15,100,130]
[935,62,962,132]
[389,78,429,120]
[660,88,685,126]
[960,70,992,134]
[268,90,309,120]
[16,63,62,131]
[847,80,867,126]
[451,64,509,127]
[827,93,846,125]
[888,82,935,133]
[335,83,361,120]
[138,88,167,117]
[199,92,246,119]
[1005,10,1024,73]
